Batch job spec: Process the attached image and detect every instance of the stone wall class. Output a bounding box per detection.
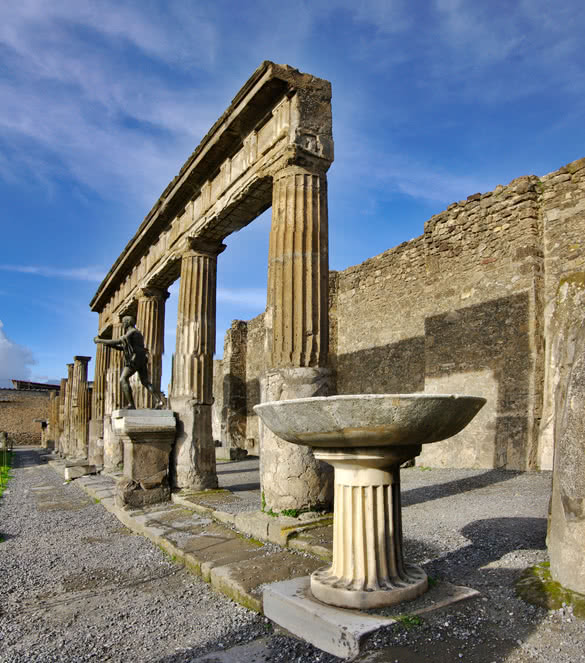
[213,157,585,471]
[0,389,51,446]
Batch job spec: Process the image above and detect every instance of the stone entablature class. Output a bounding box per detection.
[90,62,333,333]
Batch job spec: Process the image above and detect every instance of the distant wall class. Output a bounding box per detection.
[212,157,585,471]
[0,389,51,446]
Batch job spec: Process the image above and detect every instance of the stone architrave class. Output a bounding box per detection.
[170,238,225,489]
[103,321,125,471]
[135,287,168,409]
[112,409,176,507]
[547,277,585,594]
[261,164,334,512]
[72,356,91,459]
[89,342,108,467]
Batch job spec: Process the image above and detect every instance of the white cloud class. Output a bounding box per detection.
[0,265,106,283]
[0,320,36,387]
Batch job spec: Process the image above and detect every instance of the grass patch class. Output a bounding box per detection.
[394,614,423,629]
[0,450,13,499]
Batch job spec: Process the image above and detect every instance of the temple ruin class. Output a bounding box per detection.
[44,62,585,598]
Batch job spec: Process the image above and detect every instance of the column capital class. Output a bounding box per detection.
[73,356,92,364]
[137,286,170,301]
[180,236,226,258]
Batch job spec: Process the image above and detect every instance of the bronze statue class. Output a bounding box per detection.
[94,315,165,410]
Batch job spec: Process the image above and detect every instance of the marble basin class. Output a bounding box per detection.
[255,393,485,609]
[254,393,486,449]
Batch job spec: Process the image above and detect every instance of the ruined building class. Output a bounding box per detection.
[46,62,585,596]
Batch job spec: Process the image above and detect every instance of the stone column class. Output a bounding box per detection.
[60,364,74,458]
[170,238,225,489]
[72,356,91,459]
[47,391,58,450]
[57,377,67,455]
[103,321,125,471]
[547,277,585,595]
[261,165,334,511]
[136,287,168,408]
[89,342,108,467]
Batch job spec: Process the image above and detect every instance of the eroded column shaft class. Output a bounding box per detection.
[170,239,225,489]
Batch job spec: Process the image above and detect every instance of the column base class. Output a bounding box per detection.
[169,399,217,490]
[311,564,428,609]
[260,367,334,512]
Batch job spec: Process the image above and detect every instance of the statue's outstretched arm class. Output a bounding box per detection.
[94,336,123,349]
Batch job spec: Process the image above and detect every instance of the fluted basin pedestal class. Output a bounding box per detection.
[255,394,486,610]
[311,446,427,608]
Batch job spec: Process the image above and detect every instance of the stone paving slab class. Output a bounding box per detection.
[50,463,330,615]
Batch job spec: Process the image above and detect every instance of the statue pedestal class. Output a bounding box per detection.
[112,409,176,507]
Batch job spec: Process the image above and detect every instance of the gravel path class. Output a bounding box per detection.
[1,449,584,663]
[0,449,267,663]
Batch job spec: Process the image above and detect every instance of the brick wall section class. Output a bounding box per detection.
[0,389,51,446]
[212,157,585,471]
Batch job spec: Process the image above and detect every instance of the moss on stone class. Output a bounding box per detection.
[516,561,585,618]
[559,272,585,290]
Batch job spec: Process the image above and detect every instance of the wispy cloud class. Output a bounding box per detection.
[217,288,266,310]
[0,319,36,385]
[0,265,106,282]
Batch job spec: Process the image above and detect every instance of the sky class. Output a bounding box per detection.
[1,0,584,390]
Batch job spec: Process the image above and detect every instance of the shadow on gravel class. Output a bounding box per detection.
[11,448,46,469]
[227,481,261,493]
[217,466,260,476]
[401,468,521,507]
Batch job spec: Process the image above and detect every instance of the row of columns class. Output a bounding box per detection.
[46,356,92,459]
[53,163,332,510]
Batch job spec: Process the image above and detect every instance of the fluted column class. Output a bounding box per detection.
[261,165,334,511]
[89,342,108,466]
[267,165,329,367]
[57,378,67,455]
[310,448,427,609]
[72,356,91,459]
[62,363,74,457]
[136,287,168,408]
[104,321,124,471]
[170,237,225,489]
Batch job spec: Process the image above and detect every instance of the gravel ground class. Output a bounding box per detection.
[1,449,584,663]
[0,449,268,663]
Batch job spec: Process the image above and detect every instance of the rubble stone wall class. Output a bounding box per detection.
[0,389,51,446]
[213,157,585,471]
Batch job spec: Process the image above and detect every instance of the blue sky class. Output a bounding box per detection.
[1,0,584,390]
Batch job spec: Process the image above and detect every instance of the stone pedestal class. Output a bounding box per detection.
[311,447,427,609]
[259,368,334,512]
[112,409,176,507]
